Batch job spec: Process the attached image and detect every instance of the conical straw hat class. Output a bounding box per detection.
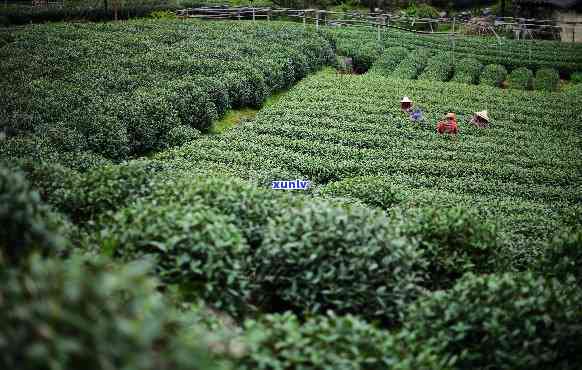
[445,112,456,119]
[475,110,490,121]
[401,96,412,103]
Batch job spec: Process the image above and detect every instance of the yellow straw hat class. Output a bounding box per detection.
[445,112,456,119]
[475,110,490,122]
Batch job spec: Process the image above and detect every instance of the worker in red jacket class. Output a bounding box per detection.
[436,112,459,134]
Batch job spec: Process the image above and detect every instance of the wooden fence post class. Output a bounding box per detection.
[377,16,381,42]
[316,10,319,31]
[253,7,255,22]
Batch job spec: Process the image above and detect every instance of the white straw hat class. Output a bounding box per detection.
[401,96,412,103]
[475,110,490,121]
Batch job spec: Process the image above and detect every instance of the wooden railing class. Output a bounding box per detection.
[176,7,579,41]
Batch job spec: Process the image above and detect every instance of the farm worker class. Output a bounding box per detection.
[401,96,413,112]
[436,112,459,134]
[410,108,423,122]
[471,110,490,128]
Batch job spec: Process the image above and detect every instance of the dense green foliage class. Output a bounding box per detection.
[166,125,201,147]
[160,73,581,269]
[100,200,251,316]
[336,41,382,72]
[571,71,582,84]
[0,254,223,370]
[0,166,66,264]
[451,57,484,84]
[479,64,508,87]
[418,52,454,82]
[319,176,407,209]
[253,201,427,324]
[391,48,432,79]
[401,272,582,369]
[0,20,333,162]
[538,231,582,285]
[534,67,560,92]
[236,312,442,369]
[367,46,409,76]
[507,67,534,90]
[330,26,582,74]
[396,206,500,289]
[4,19,582,370]
[143,174,305,249]
[58,160,169,221]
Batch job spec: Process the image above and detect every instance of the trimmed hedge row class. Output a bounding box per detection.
[328,26,582,74]
[395,206,500,290]
[1,20,334,162]
[538,231,582,285]
[368,46,409,76]
[0,166,67,264]
[252,201,427,324]
[507,67,534,90]
[159,72,581,272]
[391,48,432,80]
[534,67,560,92]
[450,57,484,84]
[0,254,223,370]
[479,64,508,87]
[103,200,251,317]
[319,176,407,209]
[401,272,582,369]
[337,41,383,72]
[417,52,454,82]
[236,312,442,369]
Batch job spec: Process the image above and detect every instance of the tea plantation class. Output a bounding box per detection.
[1,18,581,370]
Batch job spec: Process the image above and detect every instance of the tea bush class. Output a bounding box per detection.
[61,160,171,222]
[418,52,453,82]
[368,46,409,76]
[253,201,427,324]
[538,231,582,285]
[2,158,81,205]
[328,26,582,74]
[161,73,581,264]
[0,135,112,173]
[507,67,534,90]
[1,20,334,162]
[163,79,219,132]
[396,207,500,290]
[339,41,382,72]
[534,67,560,92]
[479,64,508,87]
[235,312,443,370]
[166,125,201,148]
[401,272,582,369]
[0,166,66,264]
[391,48,432,80]
[571,71,582,84]
[0,254,223,370]
[146,174,304,249]
[100,200,251,317]
[319,176,406,209]
[451,57,484,84]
